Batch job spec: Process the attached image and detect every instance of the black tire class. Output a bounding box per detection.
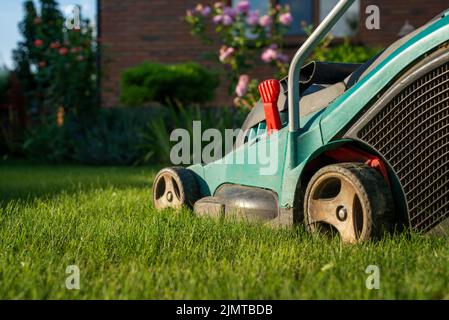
[304,163,394,243]
[152,167,199,210]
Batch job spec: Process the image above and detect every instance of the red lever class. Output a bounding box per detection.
[258,79,281,134]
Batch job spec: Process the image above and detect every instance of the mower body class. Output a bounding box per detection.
[187,7,449,232]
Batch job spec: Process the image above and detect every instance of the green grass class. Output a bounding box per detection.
[1,162,449,299]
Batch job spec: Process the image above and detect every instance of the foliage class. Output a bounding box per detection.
[310,37,381,64]
[137,104,247,165]
[69,108,146,165]
[185,1,293,108]
[13,0,98,121]
[0,68,10,104]
[22,121,67,163]
[2,164,449,299]
[120,62,219,107]
[18,105,245,166]
[21,108,147,165]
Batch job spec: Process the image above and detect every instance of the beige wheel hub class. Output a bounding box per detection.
[307,174,365,243]
[154,172,182,209]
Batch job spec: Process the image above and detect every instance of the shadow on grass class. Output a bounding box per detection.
[0,161,161,203]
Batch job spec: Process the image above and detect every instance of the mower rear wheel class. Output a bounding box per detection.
[304,163,393,243]
[152,167,199,210]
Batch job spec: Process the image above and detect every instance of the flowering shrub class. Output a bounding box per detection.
[13,0,98,123]
[185,1,293,109]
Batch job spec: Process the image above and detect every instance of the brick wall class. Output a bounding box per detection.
[99,0,448,107]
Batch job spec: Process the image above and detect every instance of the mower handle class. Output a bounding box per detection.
[287,0,356,132]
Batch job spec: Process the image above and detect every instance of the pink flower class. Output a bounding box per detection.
[259,15,271,27]
[261,45,278,63]
[279,12,293,26]
[59,47,69,56]
[71,47,81,54]
[213,15,223,24]
[261,49,276,63]
[213,6,235,25]
[219,46,235,63]
[235,74,249,97]
[201,6,211,17]
[195,4,211,17]
[235,74,250,97]
[214,2,224,9]
[261,45,288,63]
[223,7,237,18]
[34,39,44,47]
[222,14,233,26]
[236,1,250,14]
[50,41,61,49]
[246,10,259,26]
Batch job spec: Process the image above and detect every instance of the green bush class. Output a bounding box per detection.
[21,109,150,165]
[70,108,147,165]
[311,38,381,64]
[120,62,220,106]
[22,122,68,163]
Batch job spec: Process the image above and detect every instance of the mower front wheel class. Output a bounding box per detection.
[304,163,394,243]
[152,167,199,210]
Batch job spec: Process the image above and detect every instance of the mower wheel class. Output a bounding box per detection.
[152,167,199,210]
[304,163,393,243]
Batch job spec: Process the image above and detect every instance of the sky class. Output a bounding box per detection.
[0,0,96,69]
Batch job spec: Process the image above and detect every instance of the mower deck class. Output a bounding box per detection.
[194,184,279,223]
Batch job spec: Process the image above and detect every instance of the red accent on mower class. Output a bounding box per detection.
[325,146,391,186]
[258,79,281,134]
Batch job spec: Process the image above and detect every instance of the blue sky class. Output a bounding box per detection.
[0,0,96,69]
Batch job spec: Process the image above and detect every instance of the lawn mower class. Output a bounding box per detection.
[153,0,449,243]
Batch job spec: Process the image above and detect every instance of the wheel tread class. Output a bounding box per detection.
[153,166,199,209]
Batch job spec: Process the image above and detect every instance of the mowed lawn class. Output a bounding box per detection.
[1,162,449,299]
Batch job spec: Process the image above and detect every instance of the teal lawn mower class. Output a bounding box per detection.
[153,0,449,243]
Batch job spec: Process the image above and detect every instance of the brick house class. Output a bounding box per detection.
[98,0,449,107]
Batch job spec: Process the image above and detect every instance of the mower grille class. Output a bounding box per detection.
[357,62,449,232]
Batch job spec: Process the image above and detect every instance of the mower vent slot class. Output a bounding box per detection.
[358,62,449,232]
